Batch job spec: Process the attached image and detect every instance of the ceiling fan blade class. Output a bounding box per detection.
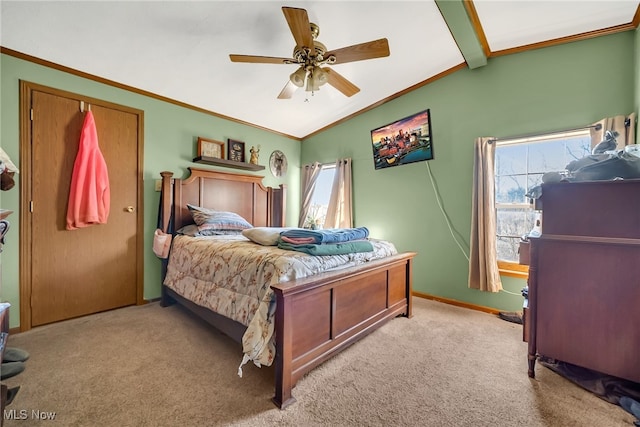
[282,7,314,49]
[277,80,298,99]
[229,54,293,64]
[325,38,390,65]
[325,68,360,97]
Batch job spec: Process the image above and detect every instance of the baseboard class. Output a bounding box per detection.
[412,291,501,315]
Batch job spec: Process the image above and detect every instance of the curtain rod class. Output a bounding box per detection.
[488,123,602,144]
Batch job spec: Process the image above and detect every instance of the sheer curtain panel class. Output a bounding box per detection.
[468,137,502,292]
[324,158,353,229]
[298,162,322,228]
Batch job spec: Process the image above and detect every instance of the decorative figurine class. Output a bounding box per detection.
[249,145,260,165]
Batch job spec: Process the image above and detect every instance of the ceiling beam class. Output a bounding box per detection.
[435,0,487,69]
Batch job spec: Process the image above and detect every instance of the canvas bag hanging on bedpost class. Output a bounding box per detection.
[153,185,172,259]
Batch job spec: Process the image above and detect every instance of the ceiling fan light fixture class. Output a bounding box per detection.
[305,77,317,93]
[313,67,328,86]
[305,66,328,92]
[289,67,307,87]
[230,6,389,99]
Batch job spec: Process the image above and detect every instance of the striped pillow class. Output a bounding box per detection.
[186,204,253,234]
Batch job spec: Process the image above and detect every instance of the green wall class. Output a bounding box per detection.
[301,32,636,312]
[1,30,637,328]
[636,27,640,116]
[0,54,300,328]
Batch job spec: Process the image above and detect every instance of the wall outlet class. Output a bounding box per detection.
[154,179,162,192]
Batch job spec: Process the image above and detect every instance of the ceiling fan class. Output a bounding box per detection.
[229,6,390,99]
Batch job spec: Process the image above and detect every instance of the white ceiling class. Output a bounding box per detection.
[1,1,638,139]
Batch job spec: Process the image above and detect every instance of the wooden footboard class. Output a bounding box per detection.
[163,250,415,409]
[271,251,416,409]
[158,168,416,409]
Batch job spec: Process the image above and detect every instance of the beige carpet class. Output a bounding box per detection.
[3,297,634,426]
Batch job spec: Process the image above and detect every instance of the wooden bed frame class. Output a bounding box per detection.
[158,168,416,408]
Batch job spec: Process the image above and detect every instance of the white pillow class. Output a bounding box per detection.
[242,227,296,246]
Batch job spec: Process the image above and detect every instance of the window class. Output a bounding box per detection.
[495,130,592,262]
[305,164,336,229]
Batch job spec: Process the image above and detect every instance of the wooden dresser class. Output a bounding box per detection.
[527,179,640,383]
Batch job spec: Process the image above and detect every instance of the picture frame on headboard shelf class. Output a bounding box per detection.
[197,137,225,159]
[228,139,246,163]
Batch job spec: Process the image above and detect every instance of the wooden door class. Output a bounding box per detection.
[21,82,143,328]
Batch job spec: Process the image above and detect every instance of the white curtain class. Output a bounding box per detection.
[298,162,322,228]
[468,137,503,292]
[324,158,353,229]
[591,112,636,149]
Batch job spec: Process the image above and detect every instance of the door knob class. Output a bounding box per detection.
[125,206,135,213]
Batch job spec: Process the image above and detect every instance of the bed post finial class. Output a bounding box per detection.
[159,172,174,232]
[269,184,287,227]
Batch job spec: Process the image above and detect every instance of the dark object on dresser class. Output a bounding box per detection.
[565,150,640,182]
[591,130,619,154]
[526,179,640,384]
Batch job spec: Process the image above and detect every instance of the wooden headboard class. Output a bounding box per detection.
[159,168,286,233]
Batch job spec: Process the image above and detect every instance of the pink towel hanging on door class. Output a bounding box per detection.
[66,110,110,230]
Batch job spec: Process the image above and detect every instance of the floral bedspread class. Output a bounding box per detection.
[163,234,397,370]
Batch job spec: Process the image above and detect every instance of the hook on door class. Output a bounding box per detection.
[79,101,92,113]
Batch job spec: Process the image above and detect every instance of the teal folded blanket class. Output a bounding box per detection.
[278,240,374,256]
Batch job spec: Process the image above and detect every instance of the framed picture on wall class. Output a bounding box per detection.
[228,139,245,162]
[197,137,225,159]
[370,109,434,170]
